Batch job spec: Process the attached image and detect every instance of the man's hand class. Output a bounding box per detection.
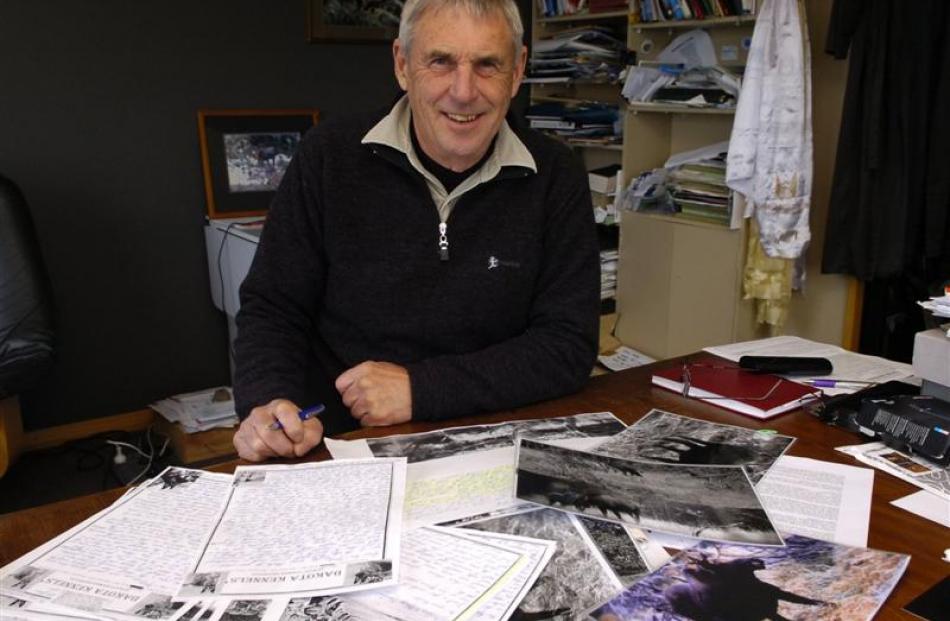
[336,361,412,427]
[233,399,323,462]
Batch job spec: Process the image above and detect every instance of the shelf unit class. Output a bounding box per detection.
[615,13,760,359]
[529,6,761,357]
[529,6,629,331]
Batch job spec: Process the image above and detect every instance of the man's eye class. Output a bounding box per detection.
[475,61,501,76]
[430,57,452,69]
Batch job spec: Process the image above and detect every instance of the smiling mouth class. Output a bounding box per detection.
[444,112,480,123]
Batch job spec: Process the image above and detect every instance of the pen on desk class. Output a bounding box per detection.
[802,379,875,389]
[268,404,325,431]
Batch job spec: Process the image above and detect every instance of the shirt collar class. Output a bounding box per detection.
[361,95,537,175]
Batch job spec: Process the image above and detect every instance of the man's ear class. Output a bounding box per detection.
[393,39,409,91]
[510,44,527,98]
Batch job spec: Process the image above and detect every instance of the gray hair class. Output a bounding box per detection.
[398,0,524,57]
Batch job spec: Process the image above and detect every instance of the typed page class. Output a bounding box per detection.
[0,468,231,617]
[757,455,873,547]
[348,526,525,621]
[184,459,406,598]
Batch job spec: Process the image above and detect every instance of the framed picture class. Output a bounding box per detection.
[307,0,402,43]
[197,109,319,219]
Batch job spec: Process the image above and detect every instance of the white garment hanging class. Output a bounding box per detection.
[726,0,813,260]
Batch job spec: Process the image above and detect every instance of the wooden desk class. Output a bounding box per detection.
[1,361,946,618]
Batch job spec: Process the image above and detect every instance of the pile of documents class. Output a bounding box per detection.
[623,141,739,227]
[1,405,916,621]
[149,386,239,433]
[600,249,618,300]
[918,291,950,318]
[526,101,622,144]
[526,26,627,85]
[622,29,741,109]
[665,142,731,224]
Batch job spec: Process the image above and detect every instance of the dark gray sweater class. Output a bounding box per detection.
[234,105,600,429]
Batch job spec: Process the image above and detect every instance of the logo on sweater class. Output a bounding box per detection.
[488,255,520,270]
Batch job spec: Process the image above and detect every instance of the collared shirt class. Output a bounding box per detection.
[361,95,537,223]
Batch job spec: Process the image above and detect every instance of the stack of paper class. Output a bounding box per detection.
[621,141,740,227]
[622,30,741,109]
[526,101,622,144]
[149,386,239,433]
[918,293,950,318]
[600,249,618,300]
[526,26,626,86]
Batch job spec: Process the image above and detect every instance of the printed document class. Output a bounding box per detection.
[705,336,916,395]
[181,459,406,598]
[0,467,230,619]
[326,413,625,528]
[757,455,873,547]
[837,442,950,501]
[890,490,950,528]
[347,526,527,621]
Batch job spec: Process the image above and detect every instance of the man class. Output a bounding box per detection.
[232,0,599,462]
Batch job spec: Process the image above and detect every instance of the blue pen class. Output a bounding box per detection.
[803,379,874,389]
[267,404,325,431]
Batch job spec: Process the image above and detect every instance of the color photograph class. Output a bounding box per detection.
[589,535,909,621]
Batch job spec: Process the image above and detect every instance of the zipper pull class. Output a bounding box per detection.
[438,222,449,261]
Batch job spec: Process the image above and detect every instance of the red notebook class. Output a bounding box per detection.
[652,360,819,419]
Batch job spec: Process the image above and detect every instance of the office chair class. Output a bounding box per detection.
[0,173,56,476]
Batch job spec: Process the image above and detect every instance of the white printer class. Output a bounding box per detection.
[204,217,263,374]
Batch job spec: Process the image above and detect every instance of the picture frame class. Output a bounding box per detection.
[306,0,402,43]
[197,109,319,219]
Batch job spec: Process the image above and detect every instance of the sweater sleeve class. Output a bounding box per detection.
[232,138,326,420]
[405,151,600,420]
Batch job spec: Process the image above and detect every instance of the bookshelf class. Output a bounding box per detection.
[615,11,761,359]
[528,5,628,324]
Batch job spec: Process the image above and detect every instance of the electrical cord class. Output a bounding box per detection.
[217,221,241,363]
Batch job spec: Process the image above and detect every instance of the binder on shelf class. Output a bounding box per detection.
[651,359,819,419]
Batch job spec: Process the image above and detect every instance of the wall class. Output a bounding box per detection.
[0,1,398,429]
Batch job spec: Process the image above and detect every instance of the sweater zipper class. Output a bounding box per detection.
[438,221,449,261]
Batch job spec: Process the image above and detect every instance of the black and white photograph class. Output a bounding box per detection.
[149,467,201,489]
[307,0,402,43]
[516,439,783,545]
[219,599,270,621]
[364,412,625,463]
[131,595,185,620]
[234,470,267,485]
[459,506,625,619]
[575,515,650,585]
[345,560,392,585]
[279,596,371,621]
[223,132,300,193]
[1,565,47,591]
[589,535,910,621]
[178,572,222,597]
[593,409,796,483]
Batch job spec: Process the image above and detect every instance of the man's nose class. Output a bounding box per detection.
[450,64,478,102]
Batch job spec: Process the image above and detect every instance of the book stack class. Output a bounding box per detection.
[600,248,619,300]
[634,0,755,22]
[526,26,627,86]
[667,154,730,224]
[526,101,622,145]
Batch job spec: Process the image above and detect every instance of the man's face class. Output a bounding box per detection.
[393,5,526,172]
